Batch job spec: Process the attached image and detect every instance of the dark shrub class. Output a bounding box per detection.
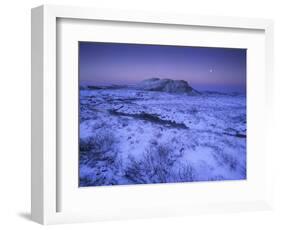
[79,129,115,161]
[125,144,182,184]
[125,148,198,184]
[173,164,197,182]
[79,129,121,186]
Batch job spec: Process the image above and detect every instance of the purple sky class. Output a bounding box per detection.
[79,42,246,93]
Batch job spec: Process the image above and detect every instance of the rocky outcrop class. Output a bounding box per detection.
[136,78,196,93]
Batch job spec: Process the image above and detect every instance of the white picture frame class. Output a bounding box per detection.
[31,5,274,225]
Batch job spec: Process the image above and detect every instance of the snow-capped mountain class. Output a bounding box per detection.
[83,78,199,94]
[135,78,197,93]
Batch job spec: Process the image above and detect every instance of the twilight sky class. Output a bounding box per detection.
[79,42,246,93]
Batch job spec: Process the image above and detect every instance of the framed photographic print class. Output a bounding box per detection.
[31,5,274,225]
[78,42,247,187]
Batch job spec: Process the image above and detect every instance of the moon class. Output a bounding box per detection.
[209,69,213,73]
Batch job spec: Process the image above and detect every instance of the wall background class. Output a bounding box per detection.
[0,0,280,229]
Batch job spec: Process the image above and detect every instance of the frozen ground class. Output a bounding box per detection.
[79,87,246,187]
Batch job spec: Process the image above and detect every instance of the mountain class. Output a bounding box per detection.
[135,78,197,94]
[82,78,199,94]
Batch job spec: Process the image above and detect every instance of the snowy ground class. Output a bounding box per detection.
[79,88,246,187]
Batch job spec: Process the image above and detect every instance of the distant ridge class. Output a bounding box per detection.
[135,78,198,94]
[82,78,199,94]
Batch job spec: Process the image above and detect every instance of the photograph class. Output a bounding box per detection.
[78,42,247,187]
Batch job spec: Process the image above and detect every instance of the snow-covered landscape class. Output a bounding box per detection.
[79,78,246,187]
